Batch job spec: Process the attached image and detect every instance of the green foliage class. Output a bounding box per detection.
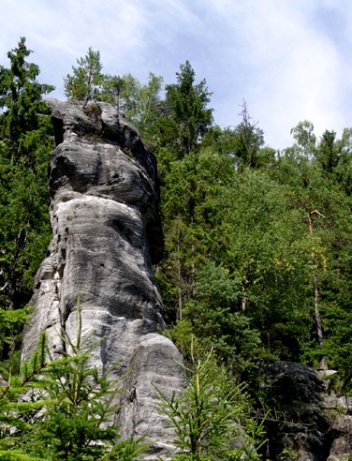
[315,130,339,174]
[0,333,48,460]
[231,101,265,169]
[115,72,163,141]
[279,447,300,461]
[0,158,52,307]
[100,74,125,108]
[33,339,118,459]
[186,263,262,374]
[65,49,164,142]
[0,305,30,371]
[158,107,352,390]
[157,146,235,321]
[160,61,213,157]
[158,339,264,461]
[64,47,104,104]
[0,311,145,461]
[0,451,43,461]
[0,37,54,165]
[159,147,316,367]
[334,128,352,195]
[0,38,53,323]
[289,120,316,160]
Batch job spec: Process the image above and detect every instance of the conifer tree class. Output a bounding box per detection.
[0,38,53,321]
[0,37,53,165]
[0,310,145,461]
[160,61,213,157]
[158,339,263,461]
[64,47,104,104]
[231,101,264,169]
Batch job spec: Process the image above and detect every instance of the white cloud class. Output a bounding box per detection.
[195,0,352,148]
[238,0,343,146]
[1,0,352,148]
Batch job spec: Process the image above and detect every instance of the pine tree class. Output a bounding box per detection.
[64,47,104,104]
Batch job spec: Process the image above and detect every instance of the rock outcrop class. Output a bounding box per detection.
[322,386,352,461]
[22,101,184,459]
[258,361,352,461]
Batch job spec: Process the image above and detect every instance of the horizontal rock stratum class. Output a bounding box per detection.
[22,101,184,460]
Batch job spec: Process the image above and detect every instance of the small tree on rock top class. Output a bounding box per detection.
[64,47,104,105]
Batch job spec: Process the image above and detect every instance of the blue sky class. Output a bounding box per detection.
[1,0,351,149]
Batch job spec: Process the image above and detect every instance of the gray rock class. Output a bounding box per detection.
[22,101,184,459]
[322,389,352,461]
[258,361,331,461]
[257,361,352,461]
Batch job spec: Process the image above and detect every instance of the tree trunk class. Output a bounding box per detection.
[176,238,183,320]
[306,209,327,370]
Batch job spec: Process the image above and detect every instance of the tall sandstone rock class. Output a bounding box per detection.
[22,101,184,460]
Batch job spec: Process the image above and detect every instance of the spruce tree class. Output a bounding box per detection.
[0,311,145,461]
[160,61,213,157]
[0,37,53,325]
[158,339,263,461]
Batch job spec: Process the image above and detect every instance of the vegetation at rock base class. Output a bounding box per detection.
[158,337,264,461]
[0,309,145,461]
[2,39,352,458]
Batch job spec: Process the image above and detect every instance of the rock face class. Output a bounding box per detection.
[260,361,331,461]
[22,101,184,459]
[258,361,352,461]
[321,387,352,461]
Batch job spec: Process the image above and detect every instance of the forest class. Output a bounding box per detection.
[0,38,352,460]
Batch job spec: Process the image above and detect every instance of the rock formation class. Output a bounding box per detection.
[21,101,184,460]
[258,361,352,461]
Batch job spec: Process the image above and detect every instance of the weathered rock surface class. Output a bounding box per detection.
[22,101,184,459]
[258,361,331,461]
[321,388,352,461]
[257,361,352,461]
